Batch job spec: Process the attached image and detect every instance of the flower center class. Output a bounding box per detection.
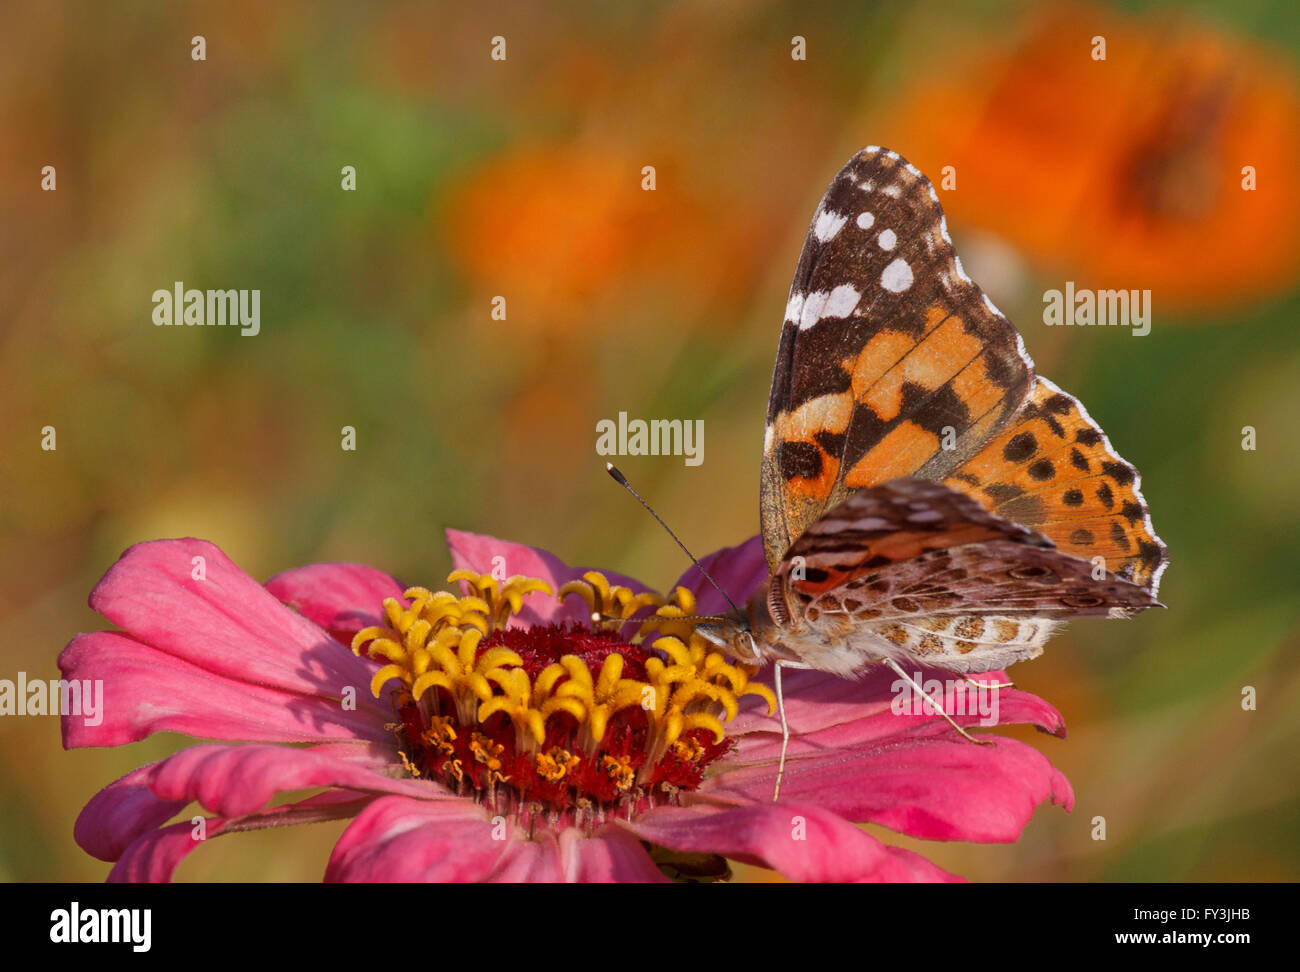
[351,570,774,827]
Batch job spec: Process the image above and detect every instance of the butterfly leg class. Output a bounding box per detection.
[884,658,992,746]
[773,660,813,802]
[963,676,1014,690]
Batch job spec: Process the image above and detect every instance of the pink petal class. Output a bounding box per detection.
[732,681,1066,757]
[704,731,1074,843]
[729,664,1064,740]
[328,793,673,883]
[148,742,456,818]
[265,562,407,645]
[483,833,566,882]
[445,529,654,626]
[729,666,907,737]
[108,791,368,882]
[325,795,509,882]
[107,817,230,883]
[87,538,379,701]
[558,828,669,882]
[74,763,190,862]
[59,632,391,748]
[482,829,667,882]
[623,803,958,882]
[75,743,443,862]
[669,534,768,617]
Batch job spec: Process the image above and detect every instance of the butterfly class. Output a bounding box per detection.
[695,146,1168,798]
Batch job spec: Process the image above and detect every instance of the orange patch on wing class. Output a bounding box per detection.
[846,330,916,412]
[948,381,1165,587]
[784,453,842,505]
[855,317,983,423]
[778,392,854,439]
[950,353,1012,425]
[844,421,941,486]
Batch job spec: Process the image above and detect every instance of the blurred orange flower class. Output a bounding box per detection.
[872,2,1300,311]
[441,135,778,332]
[444,144,684,320]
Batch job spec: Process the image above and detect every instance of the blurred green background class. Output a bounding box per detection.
[2,0,1298,881]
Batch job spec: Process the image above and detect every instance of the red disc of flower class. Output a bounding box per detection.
[347,569,772,830]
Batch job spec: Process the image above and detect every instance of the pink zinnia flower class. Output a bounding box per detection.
[61,530,1072,882]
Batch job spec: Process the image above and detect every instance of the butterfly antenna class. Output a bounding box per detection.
[604,463,744,617]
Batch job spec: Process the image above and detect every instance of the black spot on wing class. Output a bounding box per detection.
[1110,520,1131,551]
[1003,432,1037,462]
[1028,459,1055,481]
[900,381,973,438]
[779,441,824,480]
[1044,393,1073,414]
[814,430,846,455]
[1102,460,1136,486]
[984,483,1024,503]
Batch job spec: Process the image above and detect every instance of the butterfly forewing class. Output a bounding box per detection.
[759,146,1167,601]
[760,147,1035,573]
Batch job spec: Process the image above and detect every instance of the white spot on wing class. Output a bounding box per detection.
[856,211,875,230]
[799,291,830,330]
[880,259,913,293]
[798,284,861,328]
[878,229,897,250]
[822,284,861,318]
[814,209,848,242]
[784,292,805,324]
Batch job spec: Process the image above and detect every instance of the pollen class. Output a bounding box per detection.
[351,570,775,828]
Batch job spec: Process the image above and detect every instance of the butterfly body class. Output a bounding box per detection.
[705,146,1168,795]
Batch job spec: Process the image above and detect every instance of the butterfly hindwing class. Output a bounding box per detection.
[760,147,1035,573]
[766,480,1159,676]
[944,377,1168,590]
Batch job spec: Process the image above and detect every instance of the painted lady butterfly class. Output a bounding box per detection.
[696,146,1168,797]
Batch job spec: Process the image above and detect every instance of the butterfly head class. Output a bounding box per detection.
[693,612,764,666]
